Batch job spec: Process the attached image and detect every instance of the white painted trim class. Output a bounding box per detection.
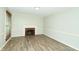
[45,29,79,50]
[0,33,78,51]
[0,37,11,51]
[44,34,79,51]
[51,30,79,49]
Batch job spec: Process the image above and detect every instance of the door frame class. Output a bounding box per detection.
[5,10,12,41]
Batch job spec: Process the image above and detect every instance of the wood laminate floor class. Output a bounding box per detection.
[1,35,77,51]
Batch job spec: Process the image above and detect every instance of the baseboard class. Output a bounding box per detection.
[44,34,79,51]
[11,34,43,37]
[0,37,11,51]
[0,34,78,51]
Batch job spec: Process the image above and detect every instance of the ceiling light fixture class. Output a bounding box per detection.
[34,7,40,10]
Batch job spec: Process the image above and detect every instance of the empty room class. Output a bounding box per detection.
[0,7,79,51]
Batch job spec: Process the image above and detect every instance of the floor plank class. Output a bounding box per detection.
[1,35,77,51]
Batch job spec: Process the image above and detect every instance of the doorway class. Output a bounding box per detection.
[5,11,12,41]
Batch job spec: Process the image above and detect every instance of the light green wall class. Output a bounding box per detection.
[0,8,6,48]
[44,8,79,50]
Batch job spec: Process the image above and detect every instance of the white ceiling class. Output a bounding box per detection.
[8,7,72,17]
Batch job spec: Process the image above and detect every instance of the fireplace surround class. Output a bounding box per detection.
[25,28,35,36]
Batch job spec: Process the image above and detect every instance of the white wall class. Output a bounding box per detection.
[44,8,79,50]
[0,8,6,48]
[12,12,44,37]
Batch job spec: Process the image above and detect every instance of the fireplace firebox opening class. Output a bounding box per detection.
[25,28,35,36]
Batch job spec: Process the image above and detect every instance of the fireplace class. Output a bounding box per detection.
[25,28,35,36]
